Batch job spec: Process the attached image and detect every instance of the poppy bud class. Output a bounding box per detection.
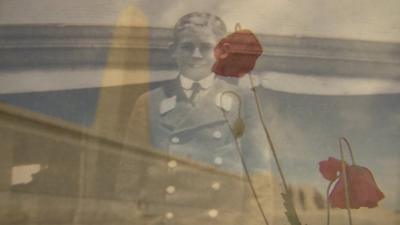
[212,28,263,77]
[232,118,245,139]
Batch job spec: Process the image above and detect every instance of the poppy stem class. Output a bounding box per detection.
[248,73,302,224]
[248,73,289,190]
[235,22,242,32]
[339,140,353,225]
[326,177,338,225]
[219,91,270,225]
[339,137,357,165]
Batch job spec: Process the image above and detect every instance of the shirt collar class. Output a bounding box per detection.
[180,73,215,90]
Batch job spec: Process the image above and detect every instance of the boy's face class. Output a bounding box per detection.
[172,27,219,81]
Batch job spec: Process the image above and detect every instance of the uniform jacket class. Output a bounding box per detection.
[116,75,269,225]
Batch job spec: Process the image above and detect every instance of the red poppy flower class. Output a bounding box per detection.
[319,157,343,181]
[329,165,385,209]
[319,157,385,209]
[212,29,263,78]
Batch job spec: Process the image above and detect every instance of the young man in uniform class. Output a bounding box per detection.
[117,12,269,225]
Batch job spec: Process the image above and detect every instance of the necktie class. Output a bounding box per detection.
[189,82,202,105]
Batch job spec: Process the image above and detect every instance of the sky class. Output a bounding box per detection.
[257,89,400,210]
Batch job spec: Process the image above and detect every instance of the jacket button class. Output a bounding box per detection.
[214,157,223,165]
[208,209,219,218]
[168,160,177,168]
[213,130,222,139]
[165,212,174,219]
[166,185,176,194]
[211,182,221,190]
[171,137,180,143]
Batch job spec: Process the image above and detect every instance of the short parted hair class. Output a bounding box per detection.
[173,12,227,42]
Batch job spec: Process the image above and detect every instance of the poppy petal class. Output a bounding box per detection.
[328,165,385,209]
[213,29,263,77]
[319,157,343,181]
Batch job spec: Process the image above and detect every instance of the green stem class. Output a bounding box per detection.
[339,139,353,225]
[339,137,356,165]
[326,178,338,225]
[248,73,289,192]
[248,73,302,224]
[235,22,242,31]
[220,91,270,225]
